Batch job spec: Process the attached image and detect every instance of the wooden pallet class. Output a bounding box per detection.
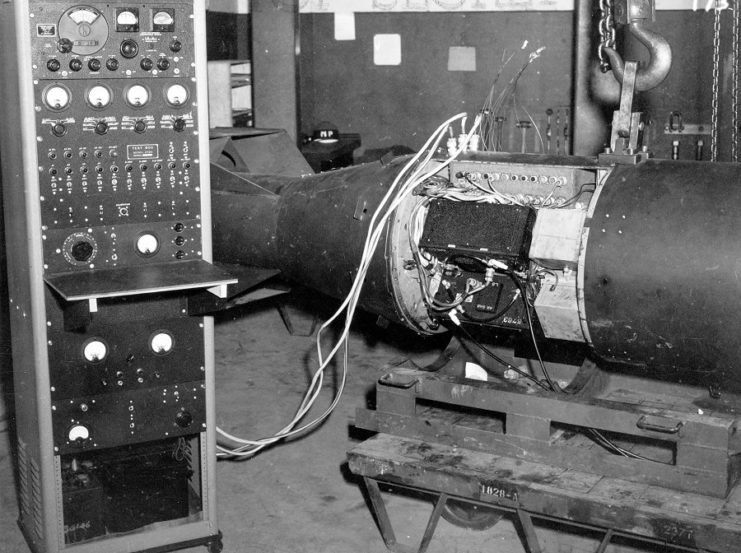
[348,433,741,553]
[355,368,741,498]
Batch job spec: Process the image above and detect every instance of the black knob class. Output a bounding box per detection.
[47,59,61,72]
[71,241,94,262]
[57,38,73,54]
[175,250,185,259]
[169,39,182,52]
[69,58,83,71]
[173,222,184,232]
[120,39,139,59]
[172,118,186,132]
[140,58,153,71]
[175,410,193,428]
[51,123,67,137]
[156,58,170,71]
[88,58,101,71]
[174,236,185,246]
[94,121,108,135]
[106,58,119,71]
[134,120,147,133]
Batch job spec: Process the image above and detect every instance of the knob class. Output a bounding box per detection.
[68,424,90,442]
[175,250,185,259]
[83,339,107,362]
[173,222,184,232]
[51,123,67,137]
[69,58,82,71]
[140,57,153,71]
[134,120,147,133]
[47,59,61,72]
[94,121,108,135]
[106,58,119,71]
[71,240,94,262]
[169,39,182,52]
[136,233,159,256]
[175,410,193,428]
[172,118,186,132]
[156,57,170,71]
[57,38,73,54]
[88,58,101,71]
[120,39,139,59]
[174,236,185,246]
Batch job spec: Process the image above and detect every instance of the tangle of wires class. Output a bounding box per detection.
[216,112,482,459]
[477,44,546,152]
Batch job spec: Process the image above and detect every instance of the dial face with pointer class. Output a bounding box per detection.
[58,6,109,56]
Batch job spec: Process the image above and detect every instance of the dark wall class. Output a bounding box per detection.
[299,11,574,151]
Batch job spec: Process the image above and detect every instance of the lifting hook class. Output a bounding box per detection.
[603,20,672,92]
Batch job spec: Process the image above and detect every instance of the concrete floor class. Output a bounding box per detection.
[0,295,658,553]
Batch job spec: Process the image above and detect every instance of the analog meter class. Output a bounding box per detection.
[86,85,112,108]
[58,6,109,56]
[43,85,71,111]
[164,84,188,107]
[125,84,150,107]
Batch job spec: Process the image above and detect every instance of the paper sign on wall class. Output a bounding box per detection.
[374,34,402,65]
[334,12,356,40]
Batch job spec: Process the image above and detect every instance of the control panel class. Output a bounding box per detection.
[32,2,203,273]
[0,0,227,551]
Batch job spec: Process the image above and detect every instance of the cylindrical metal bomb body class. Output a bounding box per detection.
[582,160,741,380]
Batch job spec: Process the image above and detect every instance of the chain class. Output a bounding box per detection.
[711,3,722,162]
[733,0,740,162]
[598,0,617,73]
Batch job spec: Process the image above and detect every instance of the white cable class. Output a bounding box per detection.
[217,112,479,458]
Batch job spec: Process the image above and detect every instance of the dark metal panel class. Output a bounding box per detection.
[275,159,409,323]
[584,160,741,387]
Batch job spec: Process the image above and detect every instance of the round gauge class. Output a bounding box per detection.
[58,6,109,56]
[43,84,71,111]
[83,339,108,362]
[86,84,112,108]
[136,233,159,256]
[125,84,150,107]
[68,424,90,442]
[164,84,188,107]
[150,331,174,355]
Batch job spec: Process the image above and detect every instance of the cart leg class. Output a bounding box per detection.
[515,509,542,553]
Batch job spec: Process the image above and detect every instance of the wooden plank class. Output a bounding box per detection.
[348,434,741,552]
[362,408,734,497]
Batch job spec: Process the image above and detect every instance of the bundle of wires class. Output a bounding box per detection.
[216,112,482,459]
[478,44,546,152]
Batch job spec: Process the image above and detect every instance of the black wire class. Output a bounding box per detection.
[557,183,596,208]
[456,324,552,392]
[514,277,559,392]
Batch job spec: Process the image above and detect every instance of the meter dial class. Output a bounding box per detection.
[58,6,109,56]
[164,84,188,107]
[136,233,159,256]
[125,84,150,107]
[153,9,174,29]
[83,338,108,362]
[43,84,71,111]
[116,8,139,32]
[86,84,112,108]
[150,331,174,355]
